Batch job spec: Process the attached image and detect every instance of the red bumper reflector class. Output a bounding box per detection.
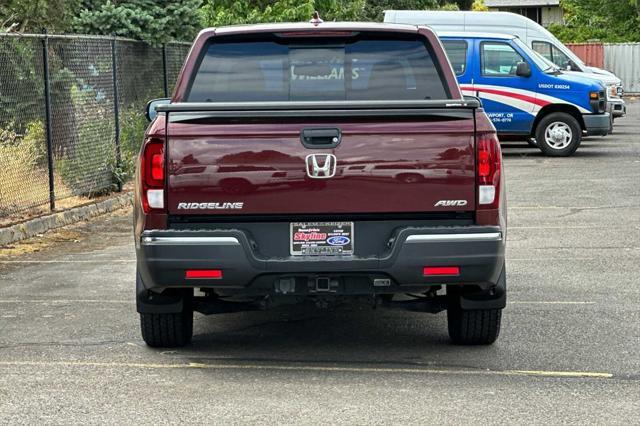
[423,266,460,276]
[185,269,222,279]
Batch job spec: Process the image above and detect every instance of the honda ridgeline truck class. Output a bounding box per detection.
[135,21,506,347]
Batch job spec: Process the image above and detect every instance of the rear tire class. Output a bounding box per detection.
[140,309,193,348]
[447,306,502,345]
[534,112,581,157]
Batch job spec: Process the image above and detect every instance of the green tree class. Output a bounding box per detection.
[453,0,473,9]
[471,0,489,11]
[440,2,460,10]
[199,0,462,25]
[200,0,365,26]
[73,0,203,45]
[1,0,81,32]
[549,0,640,42]
[358,0,439,21]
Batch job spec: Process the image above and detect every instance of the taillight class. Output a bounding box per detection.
[141,138,165,213]
[151,153,164,182]
[476,132,502,225]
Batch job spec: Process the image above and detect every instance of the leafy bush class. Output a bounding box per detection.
[548,0,640,43]
[471,0,488,11]
[199,0,462,27]
[22,121,48,167]
[112,107,148,185]
[0,39,44,133]
[0,120,47,167]
[440,2,460,10]
[0,121,51,214]
[56,118,115,196]
[0,125,20,146]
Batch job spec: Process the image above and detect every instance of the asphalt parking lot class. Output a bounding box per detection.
[1,100,639,424]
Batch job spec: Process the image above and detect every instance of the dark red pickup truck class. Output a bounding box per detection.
[135,22,506,347]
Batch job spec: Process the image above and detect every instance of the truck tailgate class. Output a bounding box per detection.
[166,110,476,216]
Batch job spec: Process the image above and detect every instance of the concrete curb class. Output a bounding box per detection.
[0,192,133,247]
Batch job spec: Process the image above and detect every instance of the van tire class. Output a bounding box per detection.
[140,309,193,347]
[535,112,581,157]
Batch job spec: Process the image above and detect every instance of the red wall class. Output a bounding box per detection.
[566,43,604,68]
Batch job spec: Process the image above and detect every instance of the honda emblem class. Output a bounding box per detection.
[305,154,337,179]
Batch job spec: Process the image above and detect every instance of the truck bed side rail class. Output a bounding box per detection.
[157,100,480,121]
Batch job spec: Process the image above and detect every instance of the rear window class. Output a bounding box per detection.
[187,34,449,102]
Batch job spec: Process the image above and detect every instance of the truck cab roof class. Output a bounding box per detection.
[196,21,428,38]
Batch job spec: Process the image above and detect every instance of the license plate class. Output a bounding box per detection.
[290,222,354,256]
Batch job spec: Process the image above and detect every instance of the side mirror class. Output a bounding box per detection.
[515,61,531,77]
[145,98,170,122]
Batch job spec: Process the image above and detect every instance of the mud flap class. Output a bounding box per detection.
[458,264,506,310]
[136,269,188,314]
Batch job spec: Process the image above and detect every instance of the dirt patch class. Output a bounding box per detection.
[0,206,133,265]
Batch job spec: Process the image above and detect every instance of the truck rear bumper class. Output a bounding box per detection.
[583,112,611,136]
[136,226,505,301]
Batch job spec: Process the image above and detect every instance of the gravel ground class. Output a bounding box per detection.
[0,100,638,424]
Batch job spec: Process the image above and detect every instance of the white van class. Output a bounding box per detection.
[384,10,626,118]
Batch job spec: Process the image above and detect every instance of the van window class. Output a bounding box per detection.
[442,40,468,76]
[532,41,576,71]
[552,47,574,70]
[531,41,552,62]
[481,42,525,76]
[188,35,449,102]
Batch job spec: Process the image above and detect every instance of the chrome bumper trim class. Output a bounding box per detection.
[405,232,502,243]
[141,236,240,245]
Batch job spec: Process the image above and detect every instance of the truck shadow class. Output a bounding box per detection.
[171,305,503,368]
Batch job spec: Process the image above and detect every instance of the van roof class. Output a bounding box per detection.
[384,10,533,28]
[437,31,516,40]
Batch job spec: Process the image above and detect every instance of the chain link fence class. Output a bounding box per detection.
[0,33,191,219]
